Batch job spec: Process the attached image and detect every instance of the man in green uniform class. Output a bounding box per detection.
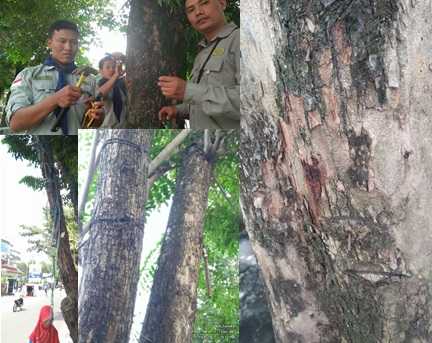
[158,0,239,129]
[5,20,102,135]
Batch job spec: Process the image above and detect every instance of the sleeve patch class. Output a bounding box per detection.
[11,78,23,88]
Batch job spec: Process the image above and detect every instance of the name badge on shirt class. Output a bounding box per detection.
[212,47,225,57]
[34,76,54,81]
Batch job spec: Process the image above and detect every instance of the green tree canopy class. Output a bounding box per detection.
[0,0,119,95]
[2,135,78,209]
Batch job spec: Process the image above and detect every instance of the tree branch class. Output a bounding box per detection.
[148,129,189,176]
[146,161,177,195]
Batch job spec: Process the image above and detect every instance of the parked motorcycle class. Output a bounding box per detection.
[13,297,23,312]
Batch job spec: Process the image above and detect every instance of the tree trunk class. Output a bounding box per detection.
[36,137,78,343]
[126,1,185,128]
[140,143,214,343]
[240,0,432,342]
[78,130,153,343]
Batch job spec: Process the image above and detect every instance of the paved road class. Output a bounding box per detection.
[1,288,73,343]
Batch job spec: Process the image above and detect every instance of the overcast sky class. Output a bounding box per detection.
[87,0,127,68]
[0,137,48,264]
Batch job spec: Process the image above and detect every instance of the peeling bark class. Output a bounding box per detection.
[241,0,432,342]
[126,1,185,128]
[140,143,213,343]
[79,130,153,343]
[36,137,78,343]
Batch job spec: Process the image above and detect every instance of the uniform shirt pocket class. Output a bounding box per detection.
[32,80,56,103]
[203,57,225,86]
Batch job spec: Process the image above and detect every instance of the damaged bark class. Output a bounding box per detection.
[78,130,153,343]
[241,0,432,342]
[36,137,78,343]
[139,143,214,343]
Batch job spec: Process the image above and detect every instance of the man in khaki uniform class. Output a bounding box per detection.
[5,20,101,135]
[158,0,239,129]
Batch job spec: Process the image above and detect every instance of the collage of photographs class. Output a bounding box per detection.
[0,0,431,342]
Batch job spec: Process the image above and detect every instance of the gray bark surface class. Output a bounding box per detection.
[240,231,276,343]
[140,143,213,343]
[126,1,185,128]
[79,130,153,343]
[241,0,432,342]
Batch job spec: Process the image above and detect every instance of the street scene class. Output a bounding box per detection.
[1,135,78,342]
[1,287,72,342]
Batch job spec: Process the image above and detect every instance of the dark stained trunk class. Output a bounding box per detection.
[36,137,78,343]
[140,143,214,343]
[78,130,153,343]
[240,0,432,342]
[126,0,185,128]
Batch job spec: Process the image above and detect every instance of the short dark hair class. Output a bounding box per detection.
[48,20,79,38]
[98,55,115,70]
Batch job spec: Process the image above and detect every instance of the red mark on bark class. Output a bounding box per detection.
[302,156,326,225]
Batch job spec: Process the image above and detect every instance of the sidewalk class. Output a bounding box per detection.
[1,288,73,342]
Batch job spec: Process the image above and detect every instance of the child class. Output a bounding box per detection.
[29,305,60,343]
[96,52,128,128]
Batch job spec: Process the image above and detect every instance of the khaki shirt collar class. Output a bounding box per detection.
[198,22,238,48]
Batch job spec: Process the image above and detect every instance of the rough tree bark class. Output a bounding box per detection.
[36,137,78,343]
[78,130,153,343]
[140,143,214,343]
[126,1,185,128]
[241,0,432,342]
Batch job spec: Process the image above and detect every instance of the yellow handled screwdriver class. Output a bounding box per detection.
[50,72,87,133]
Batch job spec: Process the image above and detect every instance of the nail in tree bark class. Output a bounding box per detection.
[241,0,432,341]
[79,130,153,343]
[140,143,214,343]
